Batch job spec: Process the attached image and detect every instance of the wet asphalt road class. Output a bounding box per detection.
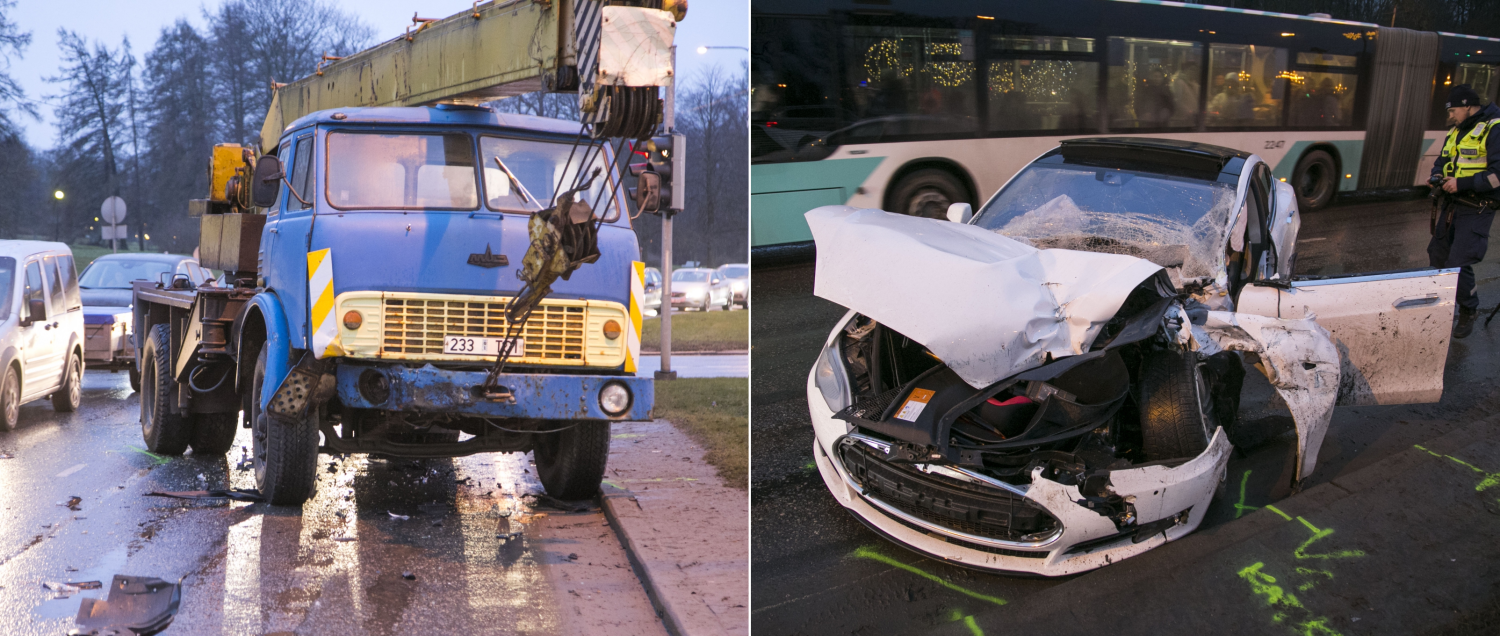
[0,368,647,635]
[749,196,1500,635]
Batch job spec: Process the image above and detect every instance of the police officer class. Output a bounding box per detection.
[1430,84,1500,339]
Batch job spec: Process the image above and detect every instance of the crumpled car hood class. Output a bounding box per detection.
[807,206,1164,387]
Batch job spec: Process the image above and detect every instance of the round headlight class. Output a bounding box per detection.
[602,319,622,340]
[343,310,363,330]
[599,382,631,416]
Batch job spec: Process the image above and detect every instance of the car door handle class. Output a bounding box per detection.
[1393,294,1440,309]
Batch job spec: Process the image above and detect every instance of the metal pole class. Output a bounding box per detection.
[111,224,117,253]
[656,45,678,381]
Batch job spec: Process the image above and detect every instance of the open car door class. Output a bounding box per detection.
[1236,268,1458,405]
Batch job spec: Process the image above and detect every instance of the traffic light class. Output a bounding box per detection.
[647,133,686,212]
[628,144,661,213]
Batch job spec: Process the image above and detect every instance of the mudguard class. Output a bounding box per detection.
[240,290,295,412]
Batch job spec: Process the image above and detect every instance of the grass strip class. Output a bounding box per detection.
[651,377,747,489]
[642,310,748,352]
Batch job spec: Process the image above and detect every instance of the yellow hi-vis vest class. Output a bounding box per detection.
[1442,117,1500,178]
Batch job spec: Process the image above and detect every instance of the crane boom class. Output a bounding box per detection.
[259,0,683,152]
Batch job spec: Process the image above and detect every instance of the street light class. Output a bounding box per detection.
[54,190,64,200]
[696,45,747,54]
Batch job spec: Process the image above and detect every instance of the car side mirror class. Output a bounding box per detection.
[25,298,45,325]
[252,155,284,208]
[946,202,972,223]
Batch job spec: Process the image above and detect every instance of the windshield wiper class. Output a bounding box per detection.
[492,156,540,210]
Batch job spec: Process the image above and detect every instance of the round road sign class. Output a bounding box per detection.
[100,196,127,225]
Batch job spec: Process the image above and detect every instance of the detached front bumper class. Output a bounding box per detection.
[336,362,653,421]
[807,366,1229,577]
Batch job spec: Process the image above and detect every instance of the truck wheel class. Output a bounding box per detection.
[51,350,82,412]
[1,365,18,431]
[191,412,239,456]
[1138,349,1214,461]
[141,324,191,455]
[250,347,319,505]
[128,367,141,393]
[534,421,610,500]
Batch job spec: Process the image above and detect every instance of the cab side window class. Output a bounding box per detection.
[43,255,67,315]
[23,260,45,319]
[289,135,314,211]
[274,141,291,214]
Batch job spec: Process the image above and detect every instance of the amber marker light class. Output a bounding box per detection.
[343,310,364,330]
[603,319,623,340]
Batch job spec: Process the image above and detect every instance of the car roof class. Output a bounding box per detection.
[88,253,192,265]
[0,240,71,260]
[1053,137,1252,179]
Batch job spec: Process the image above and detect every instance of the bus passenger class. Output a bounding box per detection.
[1430,84,1500,338]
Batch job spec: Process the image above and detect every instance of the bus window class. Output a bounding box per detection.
[1107,37,1202,130]
[1207,44,1288,128]
[844,26,978,139]
[1456,63,1499,103]
[1288,52,1357,128]
[987,36,1097,134]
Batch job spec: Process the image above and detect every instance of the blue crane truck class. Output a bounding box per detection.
[131,106,653,505]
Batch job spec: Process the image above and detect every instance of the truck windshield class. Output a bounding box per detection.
[326,132,479,210]
[0,257,12,322]
[79,259,175,289]
[480,136,618,220]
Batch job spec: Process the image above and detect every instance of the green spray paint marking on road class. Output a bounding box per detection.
[1295,568,1334,592]
[962,615,984,636]
[1415,444,1500,498]
[804,462,816,471]
[1263,504,1293,521]
[851,545,1008,607]
[115,445,171,465]
[1293,517,1365,560]
[1235,470,1259,518]
[612,433,644,439]
[1239,562,1347,636]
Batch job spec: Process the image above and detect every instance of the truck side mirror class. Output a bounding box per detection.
[635,171,661,213]
[25,298,45,325]
[946,202,972,224]
[252,155,283,208]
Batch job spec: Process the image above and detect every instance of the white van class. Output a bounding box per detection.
[0,241,85,430]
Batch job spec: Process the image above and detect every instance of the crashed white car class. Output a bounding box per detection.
[805,138,1456,576]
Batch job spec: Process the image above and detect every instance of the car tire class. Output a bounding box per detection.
[128,367,141,393]
[51,350,82,412]
[1138,349,1213,461]
[141,324,191,455]
[890,169,967,219]
[190,411,239,455]
[534,421,610,500]
[250,347,319,506]
[1293,150,1337,211]
[1,365,18,432]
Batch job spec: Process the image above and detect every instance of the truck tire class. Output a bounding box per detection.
[534,421,610,500]
[128,367,141,393]
[890,169,967,219]
[250,347,319,505]
[1138,349,1213,461]
[51,350,81,412]
[1,365,18,431]
[141,324,191,455]
[191,412,239,456]
[1293,150,1337,211]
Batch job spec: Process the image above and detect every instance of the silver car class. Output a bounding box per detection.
[643,267,663,316]
[669,267,729,311]
[714,263,749,309]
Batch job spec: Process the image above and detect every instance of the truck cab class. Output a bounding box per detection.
[134,106,651,505]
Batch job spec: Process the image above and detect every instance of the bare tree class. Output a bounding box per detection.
[46,30,133,242]
[490,91,582,121]
[0,0,33,139]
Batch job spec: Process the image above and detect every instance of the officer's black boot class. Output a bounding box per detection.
[1455,306,1478,339]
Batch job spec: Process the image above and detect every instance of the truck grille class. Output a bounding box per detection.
[381,298,586,360]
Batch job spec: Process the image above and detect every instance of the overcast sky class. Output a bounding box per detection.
[7,0,747,150]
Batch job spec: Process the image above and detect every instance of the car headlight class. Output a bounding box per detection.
[814,339,851,413]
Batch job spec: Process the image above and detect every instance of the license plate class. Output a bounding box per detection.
[442,336,525,356]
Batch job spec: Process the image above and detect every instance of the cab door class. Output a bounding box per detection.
[18,258,61,400]
[1237,268,1457,405]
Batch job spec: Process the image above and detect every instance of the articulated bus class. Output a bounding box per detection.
[751,0,1500,255]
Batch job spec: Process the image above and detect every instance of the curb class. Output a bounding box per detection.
[641,350,749,356]
[598,487,688,636]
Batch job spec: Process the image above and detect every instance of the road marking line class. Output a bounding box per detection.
[56,463,86,478]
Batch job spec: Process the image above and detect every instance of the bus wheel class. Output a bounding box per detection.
[891,169,967,219]
[1293,150,1337,211]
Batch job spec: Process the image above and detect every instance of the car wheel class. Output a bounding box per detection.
[890,169,967,219]
[190,411,239,455]
[534,421,610,500]
[141,324,191,455]
[1,365,18,432]
[1293,150,1337,211]
[51,351,82,412]
[250,347,319,506]
[1138,349,1213,461]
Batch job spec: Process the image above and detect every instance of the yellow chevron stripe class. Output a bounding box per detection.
[307,248,343,359]
[626,261,644,373]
